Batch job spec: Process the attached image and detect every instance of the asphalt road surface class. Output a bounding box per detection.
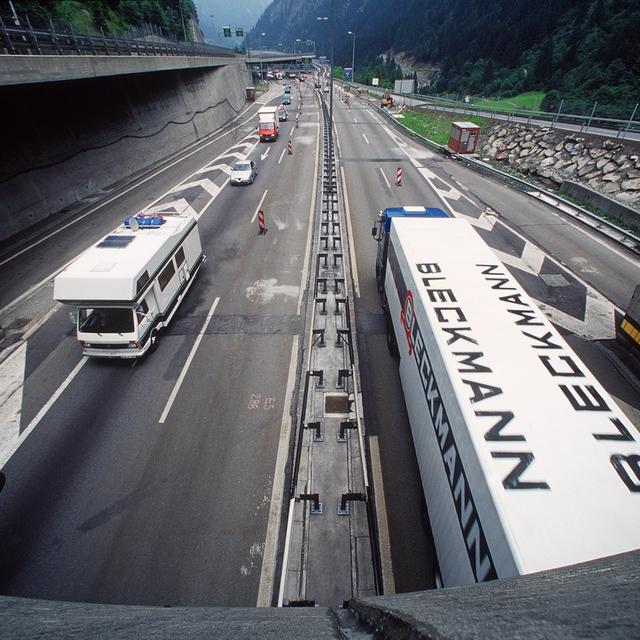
[0,79,638,606]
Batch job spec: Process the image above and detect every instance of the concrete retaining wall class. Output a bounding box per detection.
[561,181,640,227]
[0,62,249,243]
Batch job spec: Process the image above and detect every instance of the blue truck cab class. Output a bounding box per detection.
[372,206,449,291]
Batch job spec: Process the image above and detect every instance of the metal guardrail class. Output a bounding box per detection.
[0,18,235,58]
[360,90,640,256]
[349,82,640,140]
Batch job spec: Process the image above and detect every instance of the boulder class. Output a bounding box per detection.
[540,157,556,167]
[590,148,607,159]
[555,142,564,151]
[615,191,640,203]
[621,177,640,190]
[519,148,532,157]
[544,148,555,157]
[602,172,620,182]
[596,158,609,170]
[576,156,591,169]
[601,161,618,174]
[602,182,621,194]
[564,142,575,153]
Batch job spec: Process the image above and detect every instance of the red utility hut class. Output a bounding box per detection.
[448,121,480,154]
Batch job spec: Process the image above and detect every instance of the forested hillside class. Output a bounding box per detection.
[251,0,639,118]
[8,0,198,40]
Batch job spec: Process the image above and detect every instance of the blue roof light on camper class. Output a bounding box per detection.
[124,214,166,229]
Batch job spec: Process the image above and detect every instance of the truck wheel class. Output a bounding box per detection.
[148,329,160,353]
[386,327,399,359]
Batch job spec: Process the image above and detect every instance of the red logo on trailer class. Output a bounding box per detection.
[401,290,415,355]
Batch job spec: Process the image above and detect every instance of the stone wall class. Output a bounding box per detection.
[478,124,640,209]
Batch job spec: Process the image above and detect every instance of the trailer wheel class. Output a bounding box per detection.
[386,327,399,359]
[384,305,399,359]
[148,329,160,353]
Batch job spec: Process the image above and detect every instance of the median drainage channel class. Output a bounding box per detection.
[277,96,379,607]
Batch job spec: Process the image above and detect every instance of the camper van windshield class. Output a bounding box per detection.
[79,308,134,334]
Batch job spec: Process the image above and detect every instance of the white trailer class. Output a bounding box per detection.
[373,210,640,587]
[54,213,205,358]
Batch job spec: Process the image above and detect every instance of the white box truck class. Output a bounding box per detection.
[372,207,640,587]
[54,212,205,358]
[257,105,280,142]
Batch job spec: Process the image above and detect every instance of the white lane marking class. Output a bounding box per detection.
[196,178,230,221]
[171,178,220,197]
[353,117,358,123]
[257,335,299,607]
[297,102,321,316]
[277,497,296,607]
[369,435,396,594]
[0,105,258,269]
[261,147,271,161]
[378,167,391,190]
[1,356,88,470]
[362,133,370,144]
[277,146,287,165]
[251,190,270,224]
[0,343,27,465]
[158,296,220,424]
[341,165,360,297]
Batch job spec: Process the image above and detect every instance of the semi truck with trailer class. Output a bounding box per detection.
[54,212,205,359]
[257,106,280,142]
[372,206,640,587]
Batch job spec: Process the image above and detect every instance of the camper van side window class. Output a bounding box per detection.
[175,247,185,266]
[158,261,176,291]
[136,300,149,322]
[136,271,150,294]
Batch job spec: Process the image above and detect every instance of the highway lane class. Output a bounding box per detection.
[335,94,440,592]
[0,96,267,313]
[0,81,317,605]
[333,87,640,592]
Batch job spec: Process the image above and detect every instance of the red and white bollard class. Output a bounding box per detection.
[396,167,403,186]
[295,115,299,128]
[287,140,293,155]
[257,209,266,235]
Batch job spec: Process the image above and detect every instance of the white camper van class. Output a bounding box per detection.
[54,213,205,358]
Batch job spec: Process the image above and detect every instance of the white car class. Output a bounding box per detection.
[230,160,257,185]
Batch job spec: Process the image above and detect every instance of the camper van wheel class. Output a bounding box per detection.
[148,329,160,353]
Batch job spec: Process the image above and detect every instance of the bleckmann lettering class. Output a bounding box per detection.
[491,452,550,490]
[475,263,639,492]
[477,411,524,442]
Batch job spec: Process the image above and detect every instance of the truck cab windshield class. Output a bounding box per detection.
[79,308,134,334]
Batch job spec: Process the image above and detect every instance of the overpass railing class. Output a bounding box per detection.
[0,18,236,58]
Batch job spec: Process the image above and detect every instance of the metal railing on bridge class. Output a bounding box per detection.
[0,17,235,58]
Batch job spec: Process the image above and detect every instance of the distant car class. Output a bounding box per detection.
[284,84,291,94]
[230,160,257,185]
[282,95,291,105]
[277,107,288,121]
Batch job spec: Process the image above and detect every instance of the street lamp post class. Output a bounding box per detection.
[316,16,328,57]
[259,32,266,81]
[347,30,355,82]
[294,37,301,54]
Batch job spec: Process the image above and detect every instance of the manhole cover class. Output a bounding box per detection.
[541,274,570,287]
[324,393,351,415]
